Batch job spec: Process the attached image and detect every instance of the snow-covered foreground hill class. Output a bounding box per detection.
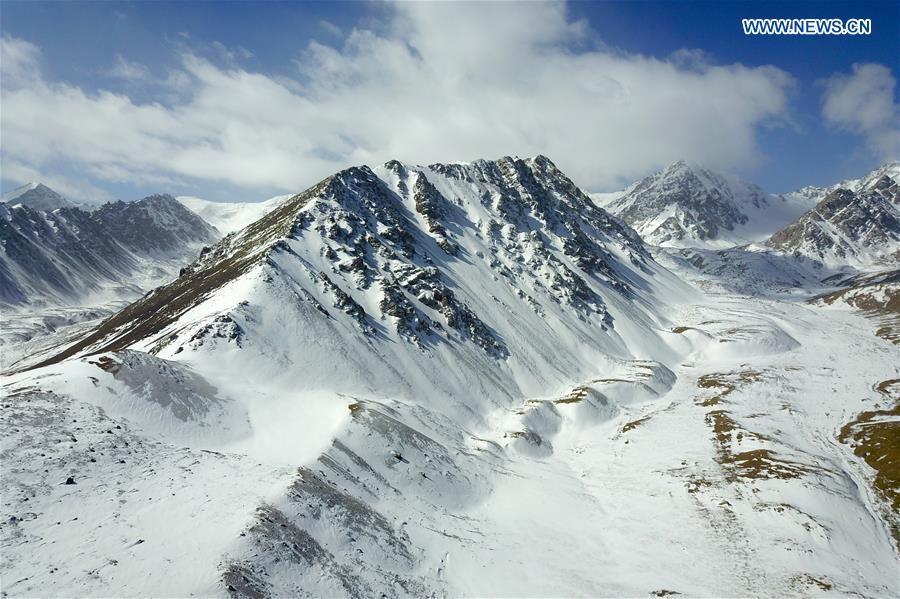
[3,272,897,597]
[2,156,898,597]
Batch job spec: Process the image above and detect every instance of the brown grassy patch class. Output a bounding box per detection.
[724,449,813,481]
[554,386,588,405]
[705,408,809,482]
[622,415,651,433]
[696,370,761,406]
[874,324,900,344]
[706,410,736,445]
[789,574,833,592]
[875,378,900,398]
[685,476,715,494]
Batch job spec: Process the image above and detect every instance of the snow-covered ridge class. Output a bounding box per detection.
[31,155,689,392]
[768,171,900,268]
[786,160,900,205]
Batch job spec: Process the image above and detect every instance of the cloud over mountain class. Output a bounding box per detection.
[0,2,793,199]
[821,62,900,161]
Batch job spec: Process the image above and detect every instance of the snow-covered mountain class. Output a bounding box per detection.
[0,192,218,307]
[177,194,290,234]
[4,156,899,598]
[1,182,76,211]
[604,161,815,248]
[768,169,900,267]
[32,156,685,388]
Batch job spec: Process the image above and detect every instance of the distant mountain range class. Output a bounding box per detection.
[601,160,814,248]
[785,162,900,205]
[1,193,218,306]
[5,160,896,310]
[601,160,900,268]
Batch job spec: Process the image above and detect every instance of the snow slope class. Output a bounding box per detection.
[4,266,897,597]
[177,195,290,234]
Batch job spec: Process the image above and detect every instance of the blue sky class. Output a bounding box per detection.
[1,1,898,202]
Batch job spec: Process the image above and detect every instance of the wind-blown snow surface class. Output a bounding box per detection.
[177,195,290,234]
[2,156,898,597]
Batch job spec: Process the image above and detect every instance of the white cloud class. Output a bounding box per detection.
[1,2,794,197]
[1,35,42,86]
[107,55,151,81]
[822,63,899,161]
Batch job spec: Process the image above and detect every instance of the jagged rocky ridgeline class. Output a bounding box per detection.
[28,156,683,403]
[602,159,900,272]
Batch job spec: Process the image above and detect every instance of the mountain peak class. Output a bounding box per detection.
[141,193,179,203]
[661,159,707,175]
[665,159,690,170]
[2,181,41,197]
[2,182,74,212]
[32,155,654,371]
[604,162,784,247]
